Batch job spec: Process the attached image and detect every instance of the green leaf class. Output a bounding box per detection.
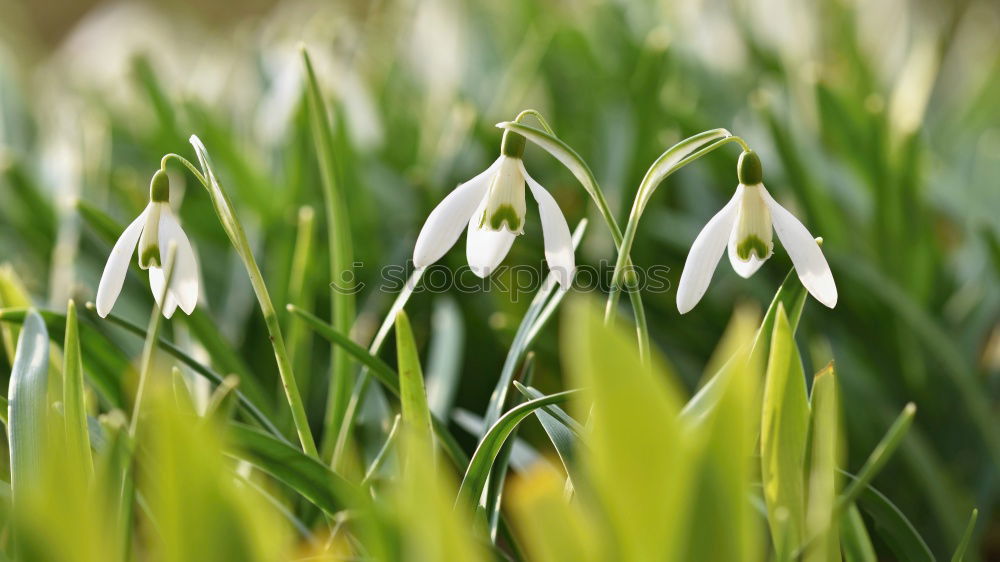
[682,265,808,421]
[226,423,359,516]
[425,296,465,420]
[289,303,470,468]
[838,469,934,562]
[804,365,840,562]
[301,46,357,460]
[7,310,50,501]
[840,503,877,562]
[562,297,689,560]
[456,390,578,511]
[62,300,93,480]
[950,508,978,562]
[82,306,284,440]
[760,304,810,556]
[395,310,434,459]
[837,402,915,511]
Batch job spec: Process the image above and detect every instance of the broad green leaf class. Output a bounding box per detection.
[760,304,810,556]
[804,365,840,562]
[840,503,877,562]
[951,508,978,562]
[508,464,601,562]
[682,265,808,421]
[680,307,761,562]
[563,298,690,560]
[456,390,578,511]
[301,46,357,460]
[227,423,359,516]
[7,310,50,502]
[395,310,434,460]
[62,300,93,480]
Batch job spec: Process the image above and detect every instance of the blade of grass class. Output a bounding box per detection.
[180,140,317,457]
[456,390,579,511]
[840,503,877,562]
[62,299,93,480]
[7,310,50,503]
[395,310,434,460]
[804,365,840,562]
[837,469,934,562]
[301,46,357,461]
[950,508,978,562]
[837,402,915,511]
[226,423,359,517]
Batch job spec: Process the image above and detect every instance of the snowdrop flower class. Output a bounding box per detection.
[96,169,199,318]
[677,151,837,313]
[412,131,575,287]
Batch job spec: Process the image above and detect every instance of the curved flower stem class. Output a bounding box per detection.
[162,152,319,458]
[496,120,650,359]
[128,243,177,438]
[604,135,751,320]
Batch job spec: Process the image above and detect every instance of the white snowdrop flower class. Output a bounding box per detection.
[412,132,575,288]
[96,169,199,319]
[677,150,837,313]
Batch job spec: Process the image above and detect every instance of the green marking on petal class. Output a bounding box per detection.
[737,235,769,261]
[487,204,522,231]
[140,244,161,268]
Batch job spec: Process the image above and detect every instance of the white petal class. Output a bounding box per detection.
[413,158,501,268]
[148,267,180,319]
[158,208,200,315]
[95,206,149,318]
[522,164,575,288]
[466,198,516,278]
[676,189,741,314]
[728,230,766,278]
[762,188,838,308]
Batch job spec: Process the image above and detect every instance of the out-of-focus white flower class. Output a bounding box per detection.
[96,169,199,318]
[413,133,575,288]
[677,150,836,313]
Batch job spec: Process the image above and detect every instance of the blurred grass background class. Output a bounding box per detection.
[0,0,998,557]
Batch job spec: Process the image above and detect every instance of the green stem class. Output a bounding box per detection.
[604,135,750,320]
[163,152,319,458]
[128,244,177,438]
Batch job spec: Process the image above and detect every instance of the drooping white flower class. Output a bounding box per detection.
[412,132,575,288]
[96,169,199,319]
[677,151,837,313]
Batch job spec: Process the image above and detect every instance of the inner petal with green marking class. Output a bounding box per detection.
[733,184,773,261]
[479,156,526,234]
[137,203,164,269]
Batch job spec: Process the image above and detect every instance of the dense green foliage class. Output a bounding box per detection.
[0,0,996,559]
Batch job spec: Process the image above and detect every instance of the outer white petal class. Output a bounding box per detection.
[413,158,501,268]
[762,188,838,308]
[466,198,516,278]
[158,208,199,315]
[676,189,742,314]
[148,267,180,319]
[95,206,149,318]
[522,164,575,288]
[728,229,767,278]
